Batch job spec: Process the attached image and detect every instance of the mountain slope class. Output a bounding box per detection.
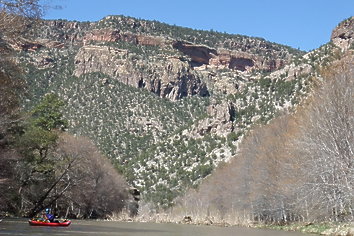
[13,15,351,208]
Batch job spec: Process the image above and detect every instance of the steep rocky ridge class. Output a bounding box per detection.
[331,16,354,51]
[14,15,352,208]
[19,16,304,101]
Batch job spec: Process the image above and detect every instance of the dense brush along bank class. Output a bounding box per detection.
[6,14,354,231]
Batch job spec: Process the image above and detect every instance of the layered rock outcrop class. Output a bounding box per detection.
[173,41,287,72]
[172,41,217,65]
[211,49,285,72]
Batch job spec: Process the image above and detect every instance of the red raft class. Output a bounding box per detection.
[28,219,71,227]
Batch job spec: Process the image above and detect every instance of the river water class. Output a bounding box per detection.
[0,218,309,235]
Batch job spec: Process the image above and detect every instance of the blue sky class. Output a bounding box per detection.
[41,0,354,51]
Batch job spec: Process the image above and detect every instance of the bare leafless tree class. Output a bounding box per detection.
[173,114,300,224]
[0,0,43,37]
[294,56,354,222]
[9,133,130,218]
[55,134,130,219]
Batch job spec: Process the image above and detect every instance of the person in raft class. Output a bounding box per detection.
[43,208,55,222]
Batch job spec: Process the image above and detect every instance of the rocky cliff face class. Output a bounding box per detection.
[184,100,236,138]
[73,45,209,100]
[173,41,286,72]
[19,16,303,102]
[331,16,354,51]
